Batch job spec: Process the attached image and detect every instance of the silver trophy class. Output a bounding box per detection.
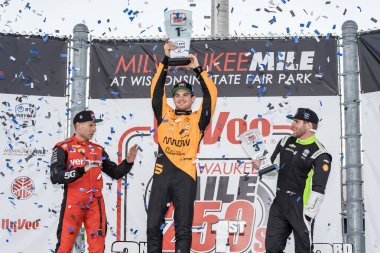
[164,10,193,66]
[238,129,277,178]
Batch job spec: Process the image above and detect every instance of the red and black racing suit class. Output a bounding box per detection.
[147,56,217,253]
[265,135,332,253]
[50,134,134,253]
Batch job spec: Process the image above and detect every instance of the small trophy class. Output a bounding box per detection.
[238,129,277,179]
[164,10,193,66]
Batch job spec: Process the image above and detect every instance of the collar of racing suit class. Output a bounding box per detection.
[296,134,316,145]
[175,109,192,115]
[71,134,90,145]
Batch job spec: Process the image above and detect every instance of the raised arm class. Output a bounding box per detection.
[150,42,175,125]
[186,54,217,132]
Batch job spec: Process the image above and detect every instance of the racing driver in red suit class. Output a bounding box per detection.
[50,110,138,253]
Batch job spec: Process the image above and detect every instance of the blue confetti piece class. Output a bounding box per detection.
[357,6,361,12]
[129,16,135,22]
[336,52,343,56]
[128,10,133,15]
[133,229,138,234]
[162,119,168,123]
[326,33,331,40]
[250,48,256,54]
[150,128,156,133]
[122,182,129,187]
[164,7,168,12]
[101,156,106,160]
[110,90,119,96]
[85,204,90,209]
[30,49,39,55]
[300,23,305,28]
[274,164,280,171]
[286,27,290,33]
[68,227,74,232]
[43,34,48,42]
[257,114,263,118]
[152,45,157,51]
[121,115,126,120]
[158,27,162,32]
[252,24,258,28]
[314,29,320,35]
[297,196,301,202]
[281,0,286,3]
[107,136,112,140]
[99,98,106,101]
[38,204,43,208]
[68,163,73,169]
[306,21,311,28]
[80,187,86,192]
[268,16,276,25]
[60,53,67,58]
[8,143,13,149]
[97,20,101,24]
[160,224,165,230]
[340,154,344,161]
[123,8,129,13]
[294,36,299,44]
[117,191,123,196]
[91,189,98,193]
[173,69,177,75]
[104,142,109,145]
[332,24,336,30]
[319,100,323,107]
[29,134,34,139]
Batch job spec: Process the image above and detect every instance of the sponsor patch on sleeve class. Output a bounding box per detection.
[51,148,58,164]
[322,164,329,172]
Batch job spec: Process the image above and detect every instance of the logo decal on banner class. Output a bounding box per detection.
[1,218,40,232]
[11,176,35,200]
[15,103,36,126]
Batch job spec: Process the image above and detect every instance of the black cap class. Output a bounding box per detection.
[73,110,103,125]
[287,108,319,124]
[171,81,194,96]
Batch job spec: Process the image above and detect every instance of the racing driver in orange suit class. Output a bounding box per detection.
[147,42,218,252]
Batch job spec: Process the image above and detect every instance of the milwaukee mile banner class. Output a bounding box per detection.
[90,38,338,99]
[89,37,345,253]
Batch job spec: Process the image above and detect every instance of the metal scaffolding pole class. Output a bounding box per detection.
[211,0,229,37]
[69,23,89,136]
[341,20,365,253]
[70,23,90,253]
